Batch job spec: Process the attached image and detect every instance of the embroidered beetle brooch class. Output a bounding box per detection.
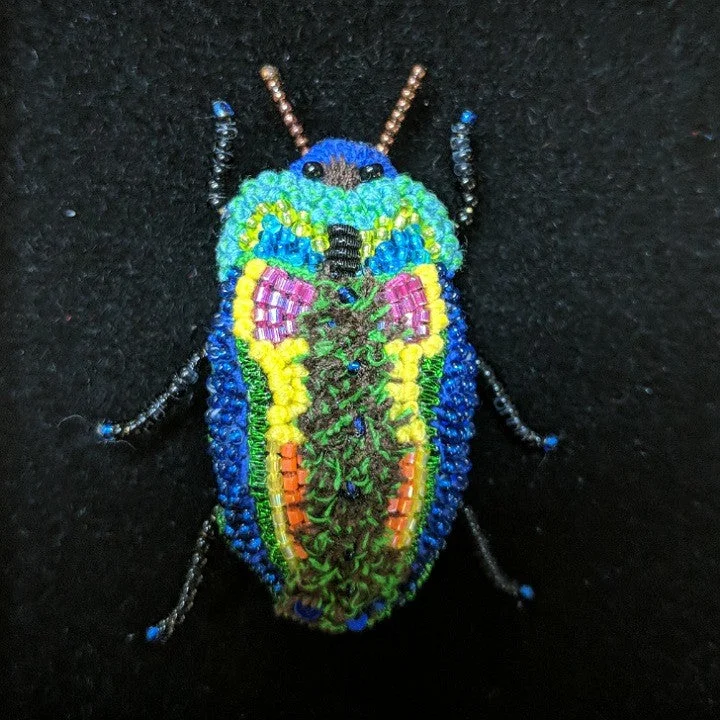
[96,65,558,641]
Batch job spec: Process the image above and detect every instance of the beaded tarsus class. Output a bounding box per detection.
[208,100,238,212]
[460,502,534,602]
[145,507,218,643]
[451,110,479,227]
[477,354,558,452]
[96,347,207,440]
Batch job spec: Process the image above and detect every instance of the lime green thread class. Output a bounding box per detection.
[235,338,288,575]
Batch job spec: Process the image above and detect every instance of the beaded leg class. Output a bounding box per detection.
[144,508,217,643]
[460,502,534,603]
[96,346,207,440]
[477,355,559,452]
[451,110,480,227]
[207,100,238,212]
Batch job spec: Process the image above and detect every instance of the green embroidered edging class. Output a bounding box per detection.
[411,345,445,571]
[235,338,288,576]
[215,505,226,535]
[234,250,318,282]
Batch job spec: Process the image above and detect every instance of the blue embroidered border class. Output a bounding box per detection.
[206,270,283,594]
[401,265,479,598]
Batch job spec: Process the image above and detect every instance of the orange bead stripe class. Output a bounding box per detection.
[386,447,427,549]
[279,442,310,559]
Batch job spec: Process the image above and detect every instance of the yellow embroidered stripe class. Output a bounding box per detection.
[384,263,449,547]
[232,257,312,562]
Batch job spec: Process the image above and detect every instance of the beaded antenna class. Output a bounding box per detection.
[96,64,558,641]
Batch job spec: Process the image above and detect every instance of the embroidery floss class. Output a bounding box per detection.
[96,64,558,641]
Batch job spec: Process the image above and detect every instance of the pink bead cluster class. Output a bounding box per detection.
[253,267,316,344]
[382,273,430,337]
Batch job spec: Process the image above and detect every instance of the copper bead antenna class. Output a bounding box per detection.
[259,65,310,155]
[376,64,427,155]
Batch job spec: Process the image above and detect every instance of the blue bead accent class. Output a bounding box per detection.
[337,286,358,304]
[212,100,235,118]
[96,422,114,439]
[460,109,477,125]
[519,584,535,601]
[353,416,366,436]
[327,320,337,328]
[542,434,559,451]
[289,138,398,179]
[347,360,361,374]
[253,214,323,271]
[343,481,358,499]
[365,226,431,275]
[145,625,161,642]
[346,613,368,632]
[293,600,322,621]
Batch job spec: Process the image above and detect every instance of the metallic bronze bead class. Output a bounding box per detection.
[379,132,393,145]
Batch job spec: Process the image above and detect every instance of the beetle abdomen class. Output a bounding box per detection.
[207,259,478,632]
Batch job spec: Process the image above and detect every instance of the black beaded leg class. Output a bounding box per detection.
[207,100,238,212]
[477,354,559,452]
[461,502,534,602]
[144,508,217,643]
[96,346,207,440]
[451,110,480,228]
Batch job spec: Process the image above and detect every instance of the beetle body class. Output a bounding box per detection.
[97,67,552,643]
[205,138,478,632]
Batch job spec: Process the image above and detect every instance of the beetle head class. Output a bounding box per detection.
[214,64,462,282]
[257,65,426,278]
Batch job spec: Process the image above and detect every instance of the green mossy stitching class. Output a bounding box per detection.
[281,274,412,632]
[215,505,226,535]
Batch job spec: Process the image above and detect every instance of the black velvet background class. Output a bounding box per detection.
[2,1,719,718]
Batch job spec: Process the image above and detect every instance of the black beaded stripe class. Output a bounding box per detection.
[208,104,238,211]
[450,118,479,227]
[325,224,362,278]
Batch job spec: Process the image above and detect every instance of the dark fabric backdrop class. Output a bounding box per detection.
[2,1,719,718]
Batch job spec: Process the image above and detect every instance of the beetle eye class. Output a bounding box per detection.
[302,161,325,180]
[358,163,384,182]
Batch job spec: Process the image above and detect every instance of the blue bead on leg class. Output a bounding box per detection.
[142,508,217,644]
[461,502,535,606]
[95,346,206,441]
[477,354,560,453]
